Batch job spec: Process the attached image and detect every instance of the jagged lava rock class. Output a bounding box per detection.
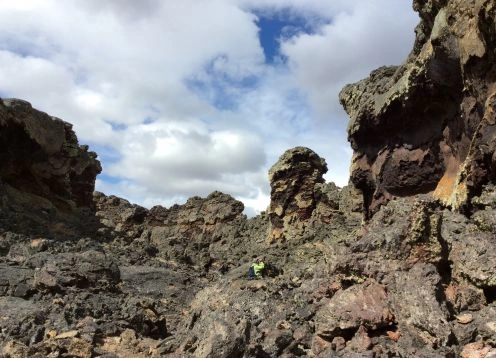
[340,0,496,217]
[0,98,101,236]
[268,147,327,241]
[95,190,253,269]
[94,192,148,238]
[5,1,496,354]
[267,146,361,242]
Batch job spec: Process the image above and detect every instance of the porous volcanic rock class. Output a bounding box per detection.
[146,191,249,270]
[4,1,496,355]
[267,146,361,242]
[267,146,326,242]
[94,192,149,239]
[95,190,257,271]
[340,0,496,217]
[2,107,496,357]
[0,98,101,237]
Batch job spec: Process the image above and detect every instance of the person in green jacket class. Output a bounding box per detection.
[248,258,265,279]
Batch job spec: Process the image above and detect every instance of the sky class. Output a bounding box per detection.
[0,0,419,216]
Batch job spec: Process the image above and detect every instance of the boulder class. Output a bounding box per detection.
[0,297,48,346]
[32,250,120,292]
[0,264,34,297]
[314,280,395,340]
[390,263,452,349]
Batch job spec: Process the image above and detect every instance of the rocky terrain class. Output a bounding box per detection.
[1,0,496,357]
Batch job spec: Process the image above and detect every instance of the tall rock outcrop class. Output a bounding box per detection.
[268,147,327,241]
[340,0,496,217]
[0,99,101,236]
[267,147,361,241]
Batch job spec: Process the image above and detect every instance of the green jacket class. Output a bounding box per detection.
[252,262,265,278]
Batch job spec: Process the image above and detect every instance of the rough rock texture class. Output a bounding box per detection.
[340,0,496,217]
[268,147,362,242]
[268,147,327,240]
[94,190,255,271]
[0,99,101,237]
[165,189,496,357]
[2,111,496,357]
[3,0,496,356]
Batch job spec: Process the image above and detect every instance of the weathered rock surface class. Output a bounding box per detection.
[3,0,496,356]
[268,147,362,242]
[268,147,327,240]
[95,190,259,272]
[340,0,496,217]
[0,98,101,237]
[2,124,496,357]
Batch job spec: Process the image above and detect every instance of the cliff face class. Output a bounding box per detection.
[340,0,496,217]
[0,99,101,236]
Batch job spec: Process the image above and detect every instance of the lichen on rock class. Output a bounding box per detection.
[340,0,496,218]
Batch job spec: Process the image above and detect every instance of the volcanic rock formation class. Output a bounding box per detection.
[267,147,362,242]
[340,0,496,218]
[0,99,101,237]
[2,0,496,356]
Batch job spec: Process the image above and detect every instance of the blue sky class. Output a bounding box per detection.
[0,0,419,215]
[256,9,319,63]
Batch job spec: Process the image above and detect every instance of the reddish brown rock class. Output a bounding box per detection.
[267,147,361,242]
[460,341,496,358]
[340,0,496,218]
[311,335,332,356]
[314,280,395,339]
[267,147,327,241]
[387,330,400,342]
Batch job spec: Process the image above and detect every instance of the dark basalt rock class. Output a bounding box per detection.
[3,1,496,356]
[340,0,496,218]
[0,98,101,237]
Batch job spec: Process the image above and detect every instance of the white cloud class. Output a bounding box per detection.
[106,121,266,194]
[237,0,362,18]
[0,0,418,215]
[280,0,418,118]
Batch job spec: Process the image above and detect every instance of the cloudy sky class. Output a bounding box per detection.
[0,0,418,215]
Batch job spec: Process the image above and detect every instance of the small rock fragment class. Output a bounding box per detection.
[456,313,473,324]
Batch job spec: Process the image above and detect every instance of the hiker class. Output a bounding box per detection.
[248,257,265,279]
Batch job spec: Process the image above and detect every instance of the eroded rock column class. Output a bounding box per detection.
[267,147,327,242]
